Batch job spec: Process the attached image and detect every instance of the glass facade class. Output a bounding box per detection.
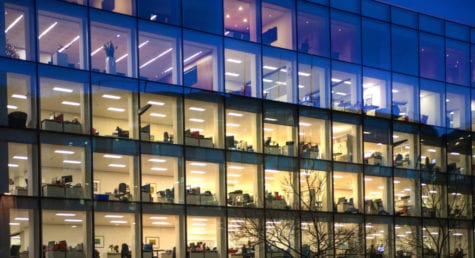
[1,0,475,257]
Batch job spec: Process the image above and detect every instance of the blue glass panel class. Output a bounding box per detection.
[182,0,223,34]
[297,2,329,57]
[138,0,180,25]
[446,40,469,86]
[362,19,390,69]
[420,33,445,81]
[391,26,418,76]
[331,0,360,14]
[472,45,475,87]
[331,11,361,64]
[445,22,469,41]
[391,7,417,28]
[361,0,389,21]
[419,14,444,35]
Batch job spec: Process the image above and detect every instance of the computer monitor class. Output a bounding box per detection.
[61,175,73,184]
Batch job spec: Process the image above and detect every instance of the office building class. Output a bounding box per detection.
[1,0,475,257]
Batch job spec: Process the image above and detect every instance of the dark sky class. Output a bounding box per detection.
[377,0,475,27]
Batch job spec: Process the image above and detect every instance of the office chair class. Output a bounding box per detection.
[115,183,130,201]
[8,111,27,128]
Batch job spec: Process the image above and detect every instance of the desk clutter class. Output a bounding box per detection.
[42,175,83,198]
[185,129,213,148]
[187,242,218,258]
[264,137,295,156]
[94,183,132,201]
[228,190,254,207]
[186,187,217,205]
[265,191,289,209]
[226,136,254,152]
[336,197,359,214]
[41,113,82,133]
[43,241,85,258]
[106,243,131,258]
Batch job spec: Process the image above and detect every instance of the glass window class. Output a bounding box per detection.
[446,40,470,86]
[419,14,444,35]
[184,97,223,149]
[142,213,180,257]
[265,216,298,255]
[301,216,332,256]
[300,165,330,211]
[224,0,257,42]
[363,68,390,118]
[9,208,36,256]
[331,0,360,13]
[420,80,445,127]
[471,45,475,87]
[334,219,364,256]
[446,130,470,175]
[297,2,329,57]
[364,176,391,215]
[445,22,469,41]
[298,54,330,108]
[227,162,261,208]
[139,87,183,144]
[94,211,138,257]
[472,88,475,131]
[448,222,472,258]
[394,219,420,257]
[422,221,448,256]
[90,11,136,77]
[392,73,419,122]
[141,154,182,204]
[391,26,418,76]
[261,0,294,50]
[7,142,34,196]
[225,97,261,152]
[89,0,135,15]
[91,78,138,139]
[4,68,35,128]
[420,125,446,173]
[227,215,263,257]
[420,33,445,81]
[391,7,418,28]
[40,142,88,199]
[224,39,260,98]
[187,216,223,256]
[421,172,447,218]
[39,76,88,134]
[362,19,390,69]
[262,47,296,103]
[37,3,87,69]
[394,172,420,217]
[183,31,223,92]
[138,0,180,25]
[186,160,222,206]
[3,2,33,61]
[183,0,223,34]
[362,0,389,21]
[446,85,470,130]
[263,103,297,156]
[138,21,180,84]
[334,171,362,213]
[393,122,419,170]
[93,152,136,201]
[299,108,330,160]
[331,62,362,113]
[363,118,390,167]
[365,222,391,257]
[42,209,87,258]
[448,175,471,219]
[332,117,362,164]
[331,11,361,64]
[264,157,298,210]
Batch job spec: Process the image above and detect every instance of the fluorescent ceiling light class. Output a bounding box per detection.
[298,85,305,88]
[275,81,286,85]
[148,158,166,163]
[227,58,242,64]
[53,87,73,93]
[184,51,203,63]
[107,107,125,112]
[56,213,76,217]
[9,222,20,226]
[263,128,273,131]
[335,92,347,96]
[38,21,58,39]
[152,221,170,225]
[228,112,243,117]
[8,163,19,167]
[104,154,122,159]
[191,218,208,221]
[58,35,80,53]
[190,162,207,167]
[11,94,27,99]
[226,123,240,127]
[150,14,157,21]
[7,105,18,110]
[227,173,241,177]
[280,68,287,72]
[189,106,205,112]
[91,46,103,56]
[15,217,29,221]
[115,53,128,63]
[151,167,167,171]
[163,67,173,73]
[263,65,278,71]
[225,72,239,77]
[62,101,80,106]
[105,215,124,218]
[64,219,82,222]
[13,155,28,160]
[189,118,204,123]
[299,122,311,127]
[228,165,244,170]
[138,40,149,48]
[150,113,166,118]
[147,100,165,106]
[102,94,121,100]
[298,72,310,77]
[190,170,206,174]
[55,150,74,154]
[108,164,126,168]
[264,169,279,173]
[110,220,127,224]
[140,48,173,69]
[63,160,81,164]
[150,216,168,220]
[263,78,273,83]
[5,14,23,33]
[264,117,277,121]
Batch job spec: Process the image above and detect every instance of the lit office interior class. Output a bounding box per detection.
[2,0,475,257]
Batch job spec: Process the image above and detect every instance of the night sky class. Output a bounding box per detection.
[378,0,475,27]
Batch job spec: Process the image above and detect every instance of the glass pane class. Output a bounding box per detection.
[187,216,222,255]
[265,169,297,209]
[142,213,180,255]
[138,22,180,84]
[331,62,362,113]
[446,130,470,175]
[227,162,261,208]
[262,47,296,103]
[334,221,364,256]
[299,112,330,160]
[298,54,330,108]
[3,3,31,60]
[184,99,222,149]
[6,72,34,128]
[224,40,259,98]
[141,154,181,204]
[334,172,361,212]
[297,2,329,57]
[364,176,392,215]
[224,0,257,42]
[394,177,420,216]
[138,0,180,25]
[300,167,330,211]
[263,103,297,156]
[420,126,445,173]
[365,223,390,257]
[183,0,223,34]
[37,7,86,69]
[446,85,470,130]
[420,33,445,81]
[7,142,34,196]
[89,0,135,15]
[186,160,221,206]
[262,0,294,50]
[421,172,447,218]
[393,123,419,170]
[331,11,361,63]
[392,74,419,122]
[332,120,361,163]
[394,222,420,256]
[363,118,390,166]
[9,208,35,255]
[94,211,138,257]
[446,40,469,86]
[362,19,390,69]
[225,105,260,152]
[363,68,390,118]
[391,26,418,76]
[420,80,445,127]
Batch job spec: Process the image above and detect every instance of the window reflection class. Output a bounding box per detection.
[420,126,445,172]
[421,177,446,218]
[394,223,419,257]
[446,85,470,130]
[446,40,469,86]
[89,0,135,15]
[300,167,330,211]
[138,0,180,25]
[331,11,361,63]
[363,119,390,166]
[365,223,390,257]
[393,124,418,170]
[420,33,445,81]
[297,2,329,56]
[3,3,29,60]
[265,169,297,210]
